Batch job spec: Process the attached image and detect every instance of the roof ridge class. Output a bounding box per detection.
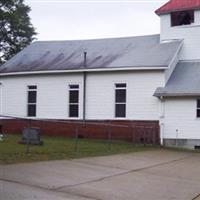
[32,34,160,43]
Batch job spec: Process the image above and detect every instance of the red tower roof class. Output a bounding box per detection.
[156,0,200,15]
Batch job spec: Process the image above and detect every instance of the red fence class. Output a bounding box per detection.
[0,116,160,145]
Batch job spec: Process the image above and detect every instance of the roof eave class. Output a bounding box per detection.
[156,7,200,16]
[0,66,168,77]
[154,93,200,98]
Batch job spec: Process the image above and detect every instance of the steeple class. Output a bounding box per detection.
[156,0,200,60]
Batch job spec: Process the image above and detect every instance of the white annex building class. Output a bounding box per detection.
[0,0,200,149]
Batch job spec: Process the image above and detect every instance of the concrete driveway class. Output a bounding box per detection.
[1,149,200,200]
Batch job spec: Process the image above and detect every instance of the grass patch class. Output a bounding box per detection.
[0,134,158,164]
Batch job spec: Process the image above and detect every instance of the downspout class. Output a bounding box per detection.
[83,52,87,123]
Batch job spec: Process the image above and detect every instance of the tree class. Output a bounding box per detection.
[0,0,36,64]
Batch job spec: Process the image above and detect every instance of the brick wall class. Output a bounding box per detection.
[0,119,160,145]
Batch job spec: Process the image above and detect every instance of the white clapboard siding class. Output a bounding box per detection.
[160,10,200,60]
[86,71,164,120]
[1,74,84,119]
[163,98,200,140]
[0,83,2,116]
[0,70,164,120]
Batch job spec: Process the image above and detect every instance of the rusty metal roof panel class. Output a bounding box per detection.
[156,0,200,15]
[0,34,182,74]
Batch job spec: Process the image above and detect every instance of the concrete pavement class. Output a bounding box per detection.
[1,149,200,200]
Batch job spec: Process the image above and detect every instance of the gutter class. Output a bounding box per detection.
[0,66,168,77]
[154,93,200,98]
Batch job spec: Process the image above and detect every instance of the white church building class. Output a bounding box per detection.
[0,0,200,149]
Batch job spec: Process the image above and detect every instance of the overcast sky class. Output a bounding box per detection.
[25,0,168,41]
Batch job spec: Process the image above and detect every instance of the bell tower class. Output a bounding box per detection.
[156,0,200,60]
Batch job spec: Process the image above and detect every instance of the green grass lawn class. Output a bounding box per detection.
[0,134,158,164]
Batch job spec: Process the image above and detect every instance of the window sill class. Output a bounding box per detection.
[26,116,37,119]
[114,117,127,120]
[68,118,80,120]
[171,24,200,28]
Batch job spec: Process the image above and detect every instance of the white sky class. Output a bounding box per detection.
[25,0,168,41]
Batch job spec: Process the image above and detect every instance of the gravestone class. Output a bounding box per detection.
[0,125,4,141]
[19,127,43,145]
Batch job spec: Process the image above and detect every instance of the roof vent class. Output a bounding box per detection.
[84,51,87,68]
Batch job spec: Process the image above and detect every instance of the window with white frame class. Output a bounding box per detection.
[115,83,126,118]
[197,99,200,118]
[27,85,37,117]
[69,84,79,118]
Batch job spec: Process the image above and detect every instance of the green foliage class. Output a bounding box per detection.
[0,0,36,64]
[0,134,158,164]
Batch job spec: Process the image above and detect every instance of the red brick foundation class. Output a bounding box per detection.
[0,119,160,145]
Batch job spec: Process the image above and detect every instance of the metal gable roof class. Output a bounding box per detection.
[156,0,200,15]
[0,34,182,74]
[154,61,200,97]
